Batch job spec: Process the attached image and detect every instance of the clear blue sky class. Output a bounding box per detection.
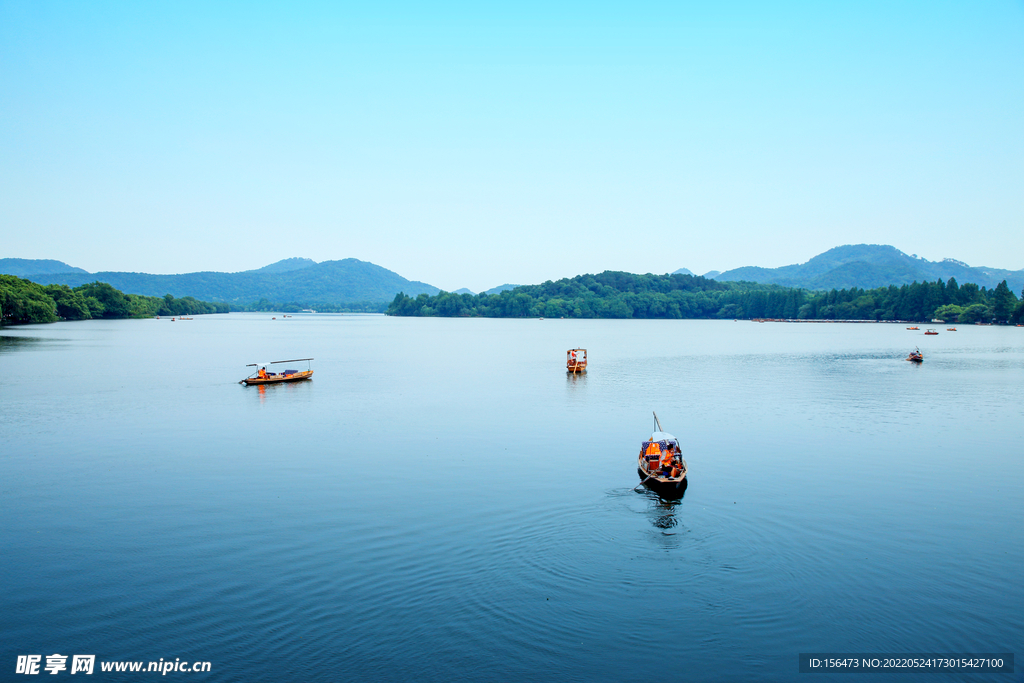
[2,1,1022,292]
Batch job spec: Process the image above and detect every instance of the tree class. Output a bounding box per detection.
[507,293,532,317]
[991,280,1017,322]
[932,304,964,323]
[43,285,91,320]
[945,277,959,303]
[74,282,131,318]
[1012,295,1024,324]
[0,275,58,324]
[959,303,992,324]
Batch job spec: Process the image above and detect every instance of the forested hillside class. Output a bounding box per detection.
[388,272,1024,324]
[715,244,1024,292]
[0,276,228,325]
[0,258,88,277]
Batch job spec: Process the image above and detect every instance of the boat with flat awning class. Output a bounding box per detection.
[240,358,314,385]
[636,412,688,499]
[567,348,587,374]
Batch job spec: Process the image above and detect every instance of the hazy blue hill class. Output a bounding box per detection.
[671,267,694,276]
[0,258,88,276]
[483,284,520,295]
[799,244,910,276]
[806,261,925,290]
[452,288,475,295]
[714,265,779,283]
[715,244,1024,291]
[275,259,439,304]
[247,257,317,273]
[23,258,439,306]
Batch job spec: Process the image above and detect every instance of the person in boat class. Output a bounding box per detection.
[660,442,682,477]
[258,367,267,379]
[660,448,674,473]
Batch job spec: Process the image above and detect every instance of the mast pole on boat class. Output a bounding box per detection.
[653,411,663,433]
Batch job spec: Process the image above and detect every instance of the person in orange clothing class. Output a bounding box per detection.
[660,449,673,471]
[661,443,681,475]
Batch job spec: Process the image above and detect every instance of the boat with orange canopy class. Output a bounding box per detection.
[240,358,314,385]
[635,412,688,498]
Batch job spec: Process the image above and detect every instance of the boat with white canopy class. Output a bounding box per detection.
[240,358,314,385]
[636,412,688,498]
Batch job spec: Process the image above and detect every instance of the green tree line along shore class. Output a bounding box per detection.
[6,271,1023,326]
[242,299,387,314]
[388,272,1024,324]
[0,276,229,325]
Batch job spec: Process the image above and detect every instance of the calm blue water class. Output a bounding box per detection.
[2,315,1022,681]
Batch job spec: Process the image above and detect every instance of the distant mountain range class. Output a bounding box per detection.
[5,244,1021,308]
[0,258,90,277]
[682,245,1023,292]
[450,284,521,296]
[672,267,721,279]
[0,258,439,307]
[482,284,520,295]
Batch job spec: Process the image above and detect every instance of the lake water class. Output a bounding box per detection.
[2,314,1022,681]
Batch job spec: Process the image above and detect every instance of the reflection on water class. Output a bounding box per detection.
[636,481,688,531]
[244,378,314,405]
[0,334,46,353]
[649,497,682,530]
[565,370,587,391]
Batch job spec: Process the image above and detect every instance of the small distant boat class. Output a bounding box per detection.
[925,328,938,335]
[947,327,957,332]
[906,347,923,363]
[240,358,314,385]
[636,412,688,499]
[567,348,587,374]
[907,326,919,330]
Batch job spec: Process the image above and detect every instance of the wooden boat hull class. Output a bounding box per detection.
[637,466,688,498]
[242,370,313,386]
[566,348,587,373]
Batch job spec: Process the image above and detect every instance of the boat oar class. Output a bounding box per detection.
[634,474,655,492]
[634,457,658,492]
